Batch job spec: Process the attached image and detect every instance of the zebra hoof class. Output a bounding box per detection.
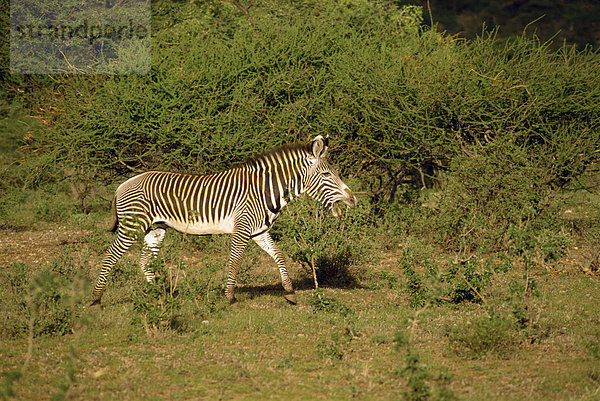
[229,297,238,305]
[88,299,102,310]
[284,293,297,305]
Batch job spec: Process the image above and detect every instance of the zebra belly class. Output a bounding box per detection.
[157,217,235,235]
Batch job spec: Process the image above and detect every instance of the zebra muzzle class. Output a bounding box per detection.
[331,190,357,217]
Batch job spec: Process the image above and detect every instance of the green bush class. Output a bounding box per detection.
[9,0,600,260]
[0,249,91,339]
[1,269,75,338]
[394,330,458,401]
[28,1,599,185]
[30,270,75,336]
[0,263,30,338]
[397,237,445,308]
[316,333,344,361]
[441,258,493,304]
[130,248,226,334]
[445,313,521,359]
[272,192,375,288]
[309,288,354,317]
[130,253,201,334]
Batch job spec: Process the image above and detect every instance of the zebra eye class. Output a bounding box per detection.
[321,171,332,177]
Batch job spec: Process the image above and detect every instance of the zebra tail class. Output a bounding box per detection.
[108,195,118,233]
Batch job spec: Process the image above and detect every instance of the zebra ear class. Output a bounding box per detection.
[311,135,328,158]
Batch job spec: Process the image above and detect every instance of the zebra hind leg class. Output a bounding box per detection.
[140,227,167,283]
[225,229,251,305]
[91,228,137,307]
[252,231,297,305]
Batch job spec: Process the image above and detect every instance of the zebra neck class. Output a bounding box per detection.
[265,163,305,214]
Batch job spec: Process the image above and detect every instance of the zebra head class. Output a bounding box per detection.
[304,136,357,217]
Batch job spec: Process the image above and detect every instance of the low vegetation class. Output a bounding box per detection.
[1,1,600,400]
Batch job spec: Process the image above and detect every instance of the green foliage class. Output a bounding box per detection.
[374,271,400,290]
[176,257,225,316]
[0,183,80,230]
[28,269,75,337]
[5,0,597,264]
[131,258,188,333]
[310,289,359,363]
[402,349,431,401]
[28,1,598,186]
[0,369,22,401]
[309,288,354,317]
[0,255,88,339]
[398,238,441,308]
[585,340,600,361]
[395,330,457,401]
[0,263,29,338]
[445,313,521,359]
[130,246,226,335]
[443,267,545,360]
[316,333,344,361]
[398,238,511,311]
[402,262,428,310]
[442,258,493,304]
[506,272,545,344]
[273,191,374,287]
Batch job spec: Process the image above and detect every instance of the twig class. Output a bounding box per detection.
[228,0,255,22]
[460,272,491,310]
[22,314,35,372]
[118,160,144,173]
[311,254,319,289]
[410,302,429,333]
[59,49,86,74]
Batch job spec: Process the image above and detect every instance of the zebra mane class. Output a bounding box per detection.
[238,142,312,169]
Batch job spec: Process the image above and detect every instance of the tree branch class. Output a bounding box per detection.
[228,0,255,22]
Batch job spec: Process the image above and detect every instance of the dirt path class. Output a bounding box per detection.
[0,227,92,267]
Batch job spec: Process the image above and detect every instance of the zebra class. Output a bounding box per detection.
[91,135,357,306]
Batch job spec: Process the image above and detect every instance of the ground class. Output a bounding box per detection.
[1,222,600,401]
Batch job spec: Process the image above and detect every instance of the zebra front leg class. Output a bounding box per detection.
[91,229,136,306]
[252,231,296,304]
[139,227,166,282]
[225,229,251,304]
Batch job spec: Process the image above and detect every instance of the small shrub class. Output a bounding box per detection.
[402,350,431,401]
[536,227,573,263]
[398,238,441,308]
[380,271,400,290]
[0,263,29,338]
[131,257,189,334]
[505,271,546,344]
[0,369,22,400]
[585,340,600,361]
[273,191,375,288]
[403,264,428,309]
[316,333,344,361]
[442,258,492,304]
[29,269,76,336]
[394,330,457,401]
[446,313,521,359]
[309,288,354,317]
[7,262,28,290]
[0,258,86,339]
[177,258,225,316]
[582,325,600,361]
[0,189,29,229]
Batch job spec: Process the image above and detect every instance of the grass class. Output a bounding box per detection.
[1,103,600,400]
[1,214,600,400]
